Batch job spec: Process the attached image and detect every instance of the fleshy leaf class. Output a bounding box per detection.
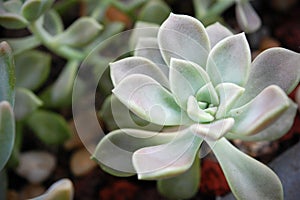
[158,13,210,66]
[100,94,162,131]
[0,13,27,29]
[14,88,43,120]
[206,22,233,48]
[208,138,283,200]
[92,129,176,175]
[132,128,202,180]
[215,83,245,119]
[129,21,159,50]
[113,74,190,125]
[15,50,50,90]
[134,37,168,76]
[53,17,102,47]
[21,0,54,21]
[229,85,290,136]
[3,0,22,13]
[110,56,169,88]
[157,157,200,199]
[2,36,41,55]
[40,60,78,108]
[187,96,214,122]
[43,10,64,36]
[138,0,170,24]
[236,48,300,106]
[26,110,71,145]
[206,33,251,86]
[30,179,74,200]
[169,58,210,109]
[227,100,297,141]
[190,118,234,141]
[0,42,15,106]
[235,1,261,33]
[196,82,219,105]
[0,102,15,171]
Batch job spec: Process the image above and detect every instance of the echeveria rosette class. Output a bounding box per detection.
[94,13,300,199]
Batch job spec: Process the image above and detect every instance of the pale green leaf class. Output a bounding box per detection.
[92,128,176,175]
[157,157,200,199]
[158,13,210,66]
[230,85,290,136]
[26,110,71,145]
[14,88,43,120]
[236,48,300,107]
[0,101,15,171]
[21,0,55,21]
[208,138,283,200]
[29,179,74,200]
[206,33,251,86]
[113,74,190,125]
[110,56,169,88]
[0,42,15,106]
[15,50,50,90]
[53,17,102,47]
[169,58,210,109]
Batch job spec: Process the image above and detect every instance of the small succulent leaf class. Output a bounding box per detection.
[191,118,234,141]
[193,0,211,19]
[0,102,15,171]
[14,88,43,120]
[157,157,200,199]
[138,0,170,24]
[206,33,251,87]
[235,1,261,33]
[40,60,78,108]
[129,21,159,50]
[3,0,22,13]
[110,56,169,88]
[206,22,233,48]
[0,13,27,29]
[2,36,41,55]
[112,0,147,13]
[26,110,71,145]
[134,37,168,77]
[187,96,214,122]
[215,83,245,119]
[113,74,190,126]
[21,0,54,21]
[158,13,210,66]
[92,129,176,175]
[0,42,15,106]
[227,99,297,141]
[53,17,102,47]
[236,48,300,107]
[29,179,74,200]
[229,85,290,136]
[208,137,283,200]
[196,82,219,105]
[43,10,64,36]
[15,50,50,90]
[100,95,162,131]
[132,128,202,180]
[169,58,210,109]
[85,22,125,52]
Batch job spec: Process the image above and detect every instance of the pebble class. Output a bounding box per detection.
[16,151,56,184]
[70,147,97,176]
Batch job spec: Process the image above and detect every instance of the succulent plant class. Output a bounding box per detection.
[94,13,300,199]
[194,0,261,33]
